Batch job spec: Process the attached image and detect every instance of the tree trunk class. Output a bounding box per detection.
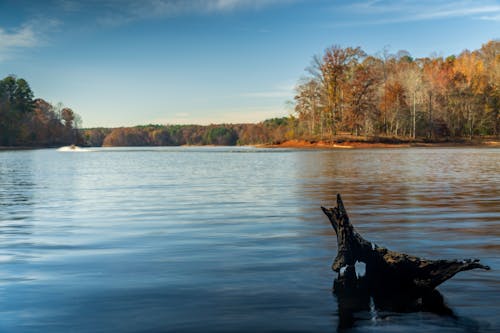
[469,104,474,140]
[412,91,416,139]
[321,194,490,294]
[428,92,433,139]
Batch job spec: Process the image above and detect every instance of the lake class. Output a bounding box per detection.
[0,147,498,332]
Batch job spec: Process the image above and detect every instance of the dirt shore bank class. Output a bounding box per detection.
[258,139,500,149]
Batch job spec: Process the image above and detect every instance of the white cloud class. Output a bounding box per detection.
[90,0,297,26]
[0,25,38,59]
[0,19,59,61]
[0,26,37,48]
[480,13,500,21]
[413,4,500,20]
[205,0,293,11]
[341,0,500,24]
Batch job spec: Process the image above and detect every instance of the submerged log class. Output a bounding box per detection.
[321,194,490,293]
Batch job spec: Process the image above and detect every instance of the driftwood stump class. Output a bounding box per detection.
[322,194,490,294]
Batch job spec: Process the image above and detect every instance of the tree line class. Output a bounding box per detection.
[87,39,498,147]
[293,40,499,140]
[4,40,497,148]
[0,75,82,147]
[82,118,294,146]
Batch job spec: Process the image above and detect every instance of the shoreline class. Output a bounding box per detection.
[257,139,500,149]
[0,146,44,151]
[2,140,499,151]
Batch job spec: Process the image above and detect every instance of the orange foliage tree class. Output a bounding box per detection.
[293,40,500,140]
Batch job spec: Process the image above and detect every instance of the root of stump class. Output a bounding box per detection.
[321,194,490,293]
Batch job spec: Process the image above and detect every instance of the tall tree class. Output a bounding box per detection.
[478,40,500,137]
[345,56,380,135]
[0,75,35,145]
[320,46,366,136]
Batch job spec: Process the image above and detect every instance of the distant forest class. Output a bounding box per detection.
[82,119,292,147]
[1,40,498,148]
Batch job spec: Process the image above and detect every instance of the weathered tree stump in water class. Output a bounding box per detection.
[321,194,490,294]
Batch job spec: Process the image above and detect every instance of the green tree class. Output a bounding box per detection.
[0,75,35,145]
[204,126,238,145]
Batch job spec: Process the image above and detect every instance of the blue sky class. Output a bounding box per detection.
[1,0,499,127]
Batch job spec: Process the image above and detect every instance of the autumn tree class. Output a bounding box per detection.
[292,40,498,141]
[345,56,380,136]
[320,46,366,136]
[478,40,500,136]
[399,58,423,139]
[294,79,323,138]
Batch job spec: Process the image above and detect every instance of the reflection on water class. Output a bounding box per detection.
[334,284,488,333]
[297,149,500,254]
[0,152,36,272]
[330,264,494,332]
[0,147,498,332]
[335,282,454,330]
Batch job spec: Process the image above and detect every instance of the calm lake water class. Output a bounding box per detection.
[0,147,498,332]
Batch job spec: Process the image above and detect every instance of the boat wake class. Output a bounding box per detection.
[57,145,92,152]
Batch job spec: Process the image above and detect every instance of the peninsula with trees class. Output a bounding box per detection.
[0,75,81,148]
[1,40,498,149]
